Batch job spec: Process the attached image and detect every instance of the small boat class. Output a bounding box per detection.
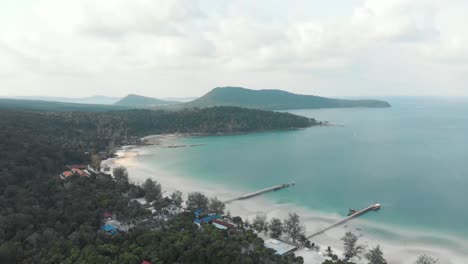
[347,209,357,216]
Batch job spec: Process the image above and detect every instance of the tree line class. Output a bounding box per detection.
[0,107,439,264]
[0,107,314,263]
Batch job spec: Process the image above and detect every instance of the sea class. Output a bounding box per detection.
[131,97,468,262]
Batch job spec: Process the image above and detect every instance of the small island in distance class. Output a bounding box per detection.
[165,86,391,110]
[0,86,390,112]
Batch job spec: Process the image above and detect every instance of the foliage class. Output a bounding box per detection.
[283,213,306,243]
[415,254,439,264]
[186,192,210,212]
[0,106,313,264]
[113,166,129,183]
[142,178,162,202]
[365,245,387,264]
[208,197,225,214]
[252,214,268,234]
[170,190,183,208]
[341,232,366,260]
[269,218,284,238]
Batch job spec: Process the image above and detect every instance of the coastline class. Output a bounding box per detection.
[103,134,468,264]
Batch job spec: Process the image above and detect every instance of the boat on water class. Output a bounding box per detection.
[347,204,380,216]
[347,209,357,216]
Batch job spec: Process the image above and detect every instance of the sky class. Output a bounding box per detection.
[0,0,467,98]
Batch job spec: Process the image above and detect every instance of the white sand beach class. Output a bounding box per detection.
[103,138,468,264]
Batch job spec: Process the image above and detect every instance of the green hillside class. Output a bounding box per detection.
[0,98,132,112]
[168,87,391,110]
[115,94,178,106]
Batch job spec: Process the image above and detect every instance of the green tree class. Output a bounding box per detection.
[170,190,183,208]
[415,254,438,264]
[208,197,225,214]
[365,245,387,264]
[112,166,129,183]
[252,214,268,234]
[283,213,306,243]
[269,218,283,238]
[91,154,101,171]
[341,232,365,260]
[232,216,243,229]
[186,192,209,212]
[142,178,162,202]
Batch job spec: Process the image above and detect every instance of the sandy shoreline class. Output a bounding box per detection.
[103,135,468,264]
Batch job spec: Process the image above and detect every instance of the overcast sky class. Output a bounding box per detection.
[1,0,467,98]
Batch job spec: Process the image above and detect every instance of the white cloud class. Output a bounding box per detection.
[0,0,467,97]
[351,0,439,42]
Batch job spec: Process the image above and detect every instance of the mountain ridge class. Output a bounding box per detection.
[114,94,177,106]
[2,95,120,105]
[162,86,391,110]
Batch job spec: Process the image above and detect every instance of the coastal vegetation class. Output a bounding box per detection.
[0,106,314,263]
[0,98,132,112]
[0,106,439,263]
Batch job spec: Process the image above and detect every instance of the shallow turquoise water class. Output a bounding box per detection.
[141,97,468,240]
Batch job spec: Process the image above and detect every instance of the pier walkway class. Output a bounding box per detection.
[306,204,381,239]
[224,182,295,203]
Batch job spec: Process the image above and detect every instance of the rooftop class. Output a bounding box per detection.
[264,239,297,256]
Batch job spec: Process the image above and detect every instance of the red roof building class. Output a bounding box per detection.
[71,168,90,177]
[60,171,73,179]
[141,261,152,264]
[59,168,90,180]
[212,219,236,229]
[70,164,88,169]
[103,212,113,219]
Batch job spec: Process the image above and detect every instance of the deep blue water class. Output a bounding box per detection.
[140,97,468,239]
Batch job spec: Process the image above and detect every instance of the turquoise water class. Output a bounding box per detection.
[140,97,468,240]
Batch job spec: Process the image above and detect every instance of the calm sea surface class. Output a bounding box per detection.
[140,97,468,240]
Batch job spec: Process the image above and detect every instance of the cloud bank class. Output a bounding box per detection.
[0,0,467,97]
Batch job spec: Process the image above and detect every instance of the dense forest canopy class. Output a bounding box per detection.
[0,106,315,263]
[0,105,435,264]
[0,98,133,112]
[0,107,315,187]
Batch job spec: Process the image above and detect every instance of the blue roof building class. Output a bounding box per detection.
[194,209,203,218]
[193,214,221,224]
[102,224,118,235]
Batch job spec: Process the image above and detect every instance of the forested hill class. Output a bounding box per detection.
[0,98,132,112]
[0,106,314,263]
[0,107,315,183]
[114,94,177,106]
[165,87,391,110]
[0,107,313,263]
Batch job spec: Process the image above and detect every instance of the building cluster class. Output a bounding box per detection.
[192,209,236,232]
[58,164,92,180]
[100,212,133,235]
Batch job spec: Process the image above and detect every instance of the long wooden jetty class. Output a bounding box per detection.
[306,203,381,239]
[224,182,295,203]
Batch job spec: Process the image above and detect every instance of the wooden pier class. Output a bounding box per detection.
[306,204,381,239]
[224,182,295,203]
